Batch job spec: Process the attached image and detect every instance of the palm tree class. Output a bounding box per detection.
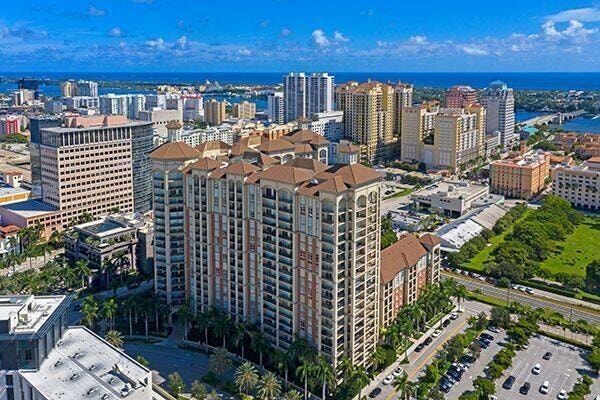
[393,373,408,400]
[234,362,259,395]
[73,259,91,289]
[338,356,354,381]
[315,355,334,400]
[296,356,315,400]
[282,390,303,400]
[453,284,468,310]
[122,296,135,336]
[352,366,372,400]
[231,321,248,358]
[190,380,207,400]
[370,345,387,371]
[257,372,281,400]
[196,311,211,347]
[81,296,99,329]
[251,330,270,369]
[209,347,232,378]
[105,329,124,348]
[102,298,118,329]
[111,250,131,281]
[272,349,293,388]
[47,230,63,250]
[177,300,193,340]
[213,312,231,348]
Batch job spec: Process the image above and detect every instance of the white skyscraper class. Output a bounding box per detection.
[267,92,284,123]
[481,81,516,150]
[283,72,334,122]
[75,80,99,97]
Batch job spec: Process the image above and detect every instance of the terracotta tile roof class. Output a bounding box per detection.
[230,142,252,157]
[418,233,442,248]
[165,121,182,130]
[589,156,600,163]
[0,225,20,236]
[239,135,266,148]
[294,143,315,154]
[149,141,199,161]
[298,175,347,196]
[381,234,428,284]
[338,142,361,153]
[256,138,295,154]
[221,161,259,176]
[285,158,329,174]
[258,164,315,184]
[184,157,222,172]
[324,163,384,187]
[284,129,329,146]
[195,140,232,153]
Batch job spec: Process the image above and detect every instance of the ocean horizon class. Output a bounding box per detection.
[2,71,600,91]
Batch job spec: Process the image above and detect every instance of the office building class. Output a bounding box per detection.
[283,73,334,122]
[0,294,165,400]
[481,81,516,150]
[336,81,398,163]
[297,111,344,143]
[10,90,34,106]
[205,100,227,126]
[100,94,146,119]
[138,109,182,143]
[394,83,414,136]
[17,78,39,91]
[267,92,284,124]
[28,116,62,198]
[75,80,99,97]
[411,180,492,217]
[490,151,550,200]
[60,81,76,97]
[445,85,478,108]
[232,101,256,119]
[552,157,600,210]
[44,99,63,114]
[380,233,441,328]
[400,102,439,162]
[65,96,99,111]
[0,116,21,135]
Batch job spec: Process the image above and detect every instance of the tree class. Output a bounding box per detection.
[585,260,600,294]
[452,284,468,310]
[315,355,334,400]
[393,373,409,400]
[282,390,302,400]
[190,380,208,400]
[296,356,315,400]
[167,372,185,396]
[338,356,354,381]
[177,300,193,341]
[209,347,232,378]
[272,349,292,388]
[490,306,511,329]
[135,355,149,368]
[473,377,496,399]
[235,362,259,395]
[251,330,270,369]
[370,345,387,371]
[73,259,91,289]
[213,312,231,347]
[81,296,99,329]
[232,321,249,358]
[352,366,372,400]
[105,329,124,348]
[588,347,600,374]
[102,297,118,329]
[257,372,281,400]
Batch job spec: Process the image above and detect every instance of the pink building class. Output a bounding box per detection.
[0,116,21,135]
[445,85,479,108]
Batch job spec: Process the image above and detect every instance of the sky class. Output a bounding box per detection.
[0,0,599,72]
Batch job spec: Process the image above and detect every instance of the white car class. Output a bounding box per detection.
[532,363,542,374]
[383,375,394,385]
[478,276,486,281]
[432,329,443,338]
[393,367,404,377]
[518,286,527,292]
[557,389,567,399]
[450,312,459,320]
[540,381,550,394]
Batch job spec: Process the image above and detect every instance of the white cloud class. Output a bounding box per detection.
[409,35,428,44]
[88,5,106,17]
[108,27,122,37]
[312,29,329,47]
[281,27,291,37]
[460,45,489,56]
[547,7,600,22]
[145,37,165,49]
[176,36,187,49]
[238,48,252,56]
[542,20,597,44]
[334,31,349,42]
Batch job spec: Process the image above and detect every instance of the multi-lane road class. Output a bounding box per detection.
[443,272,600,325]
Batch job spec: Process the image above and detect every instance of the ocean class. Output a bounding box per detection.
[2,72,600,90]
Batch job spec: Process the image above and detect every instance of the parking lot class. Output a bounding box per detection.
[445,328,508,397]
[495,335,594,400]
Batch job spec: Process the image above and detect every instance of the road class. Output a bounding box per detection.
[444,272,600,325]
[362,300,490,400]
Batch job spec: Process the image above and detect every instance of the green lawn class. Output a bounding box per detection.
[538,217,600,277]
[467,209,531,272]
[384,187,414,200]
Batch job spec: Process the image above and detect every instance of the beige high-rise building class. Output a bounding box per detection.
[490,151,550,200]
[232,101,256,119]
[336,81,397,163]
[60,81,76,97]
[394,83,414,136]
[401,101,439,162]
[552,157,600,210]
[205,99,227,126]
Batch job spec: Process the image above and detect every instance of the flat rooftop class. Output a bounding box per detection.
[0,185,29,197]
[0,295,66,335]
[20,326,152,400]
[413,181,488,199]
[0,199,57,218]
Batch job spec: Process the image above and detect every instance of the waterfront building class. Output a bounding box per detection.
[490,150,550,200]
[267,92,284,124]
[232,101,256,120]
[100,94,146,119]
[205,99,227,126]
[75,80,99,97]
[445,85,478,108]
[65,96,99,111]
[552,157,600,210]
[283,73,334,122]
[481,81,516,150]
[182,95,204,121]
[60,80,76,97]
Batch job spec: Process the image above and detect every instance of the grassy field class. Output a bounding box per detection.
[383,187,414,200]
[539,217,600,277]
[467,209,531,272]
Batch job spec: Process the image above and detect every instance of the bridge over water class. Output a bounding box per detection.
[519,110,586,126]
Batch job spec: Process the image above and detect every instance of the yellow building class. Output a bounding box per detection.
[232,101,256,120]
[205,99,227,126]
[490,151,550,200]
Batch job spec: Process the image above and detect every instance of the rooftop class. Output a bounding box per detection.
[0,199,57,219]
[74,217,136,239]
[0,295,67,336]
[20,326,153,400]
[412,181,488,200]
[380,234,429,284]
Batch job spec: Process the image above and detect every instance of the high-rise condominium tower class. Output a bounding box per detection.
[283,73,334,122]
[481,81,515,150]
[445,85,478,108]
[267,92,284,124]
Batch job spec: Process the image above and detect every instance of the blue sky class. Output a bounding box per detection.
[0,0,599,72]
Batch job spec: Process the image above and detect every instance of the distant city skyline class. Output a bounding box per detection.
[0,1,599,72]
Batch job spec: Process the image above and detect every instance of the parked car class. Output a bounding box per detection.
[424,337,433,345]
[481,333,494,341]
[393,367,404,377]
[532,363,542,375]
[368,388,381,398]
[415,343,425,352]
[557,389,568,399]
[543,351,553,360]
[526,287,534,294]
[540,381,550,394]
[518,286,527,292]
[519,382,531,395]
[442,319,451,328]
[450,312,459,320]
[432,329,443,338]
[383,375,394,385]
[502,376,516,390]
